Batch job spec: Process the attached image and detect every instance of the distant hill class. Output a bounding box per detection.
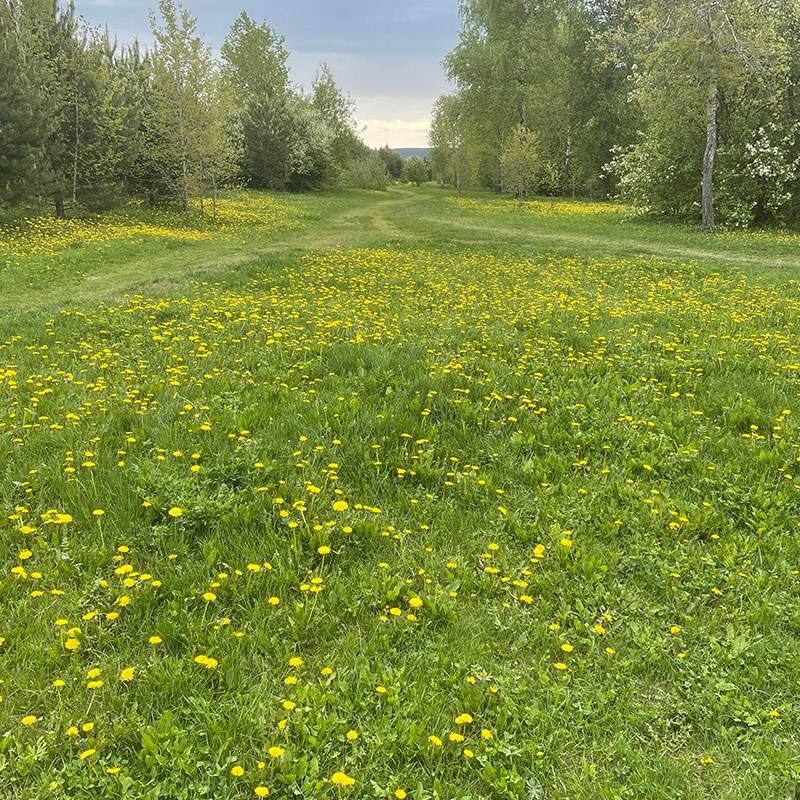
[392,148,430,160]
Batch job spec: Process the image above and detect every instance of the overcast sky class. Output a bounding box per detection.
[74,0,460,148]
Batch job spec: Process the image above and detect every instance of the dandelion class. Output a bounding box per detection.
[268,746,284,758]
[255,788,270,797]
[168,507,183,517]
[331,772,355,786]
[149,636,162,645]
[231,765,244,776]
[120,668,135,682]
[428,735,442,746]
[332,501,348,512]
[346,730,358,740]
[21,715,37,725]
[395,791,407,799]
[79,749,96,759]
[317,545,331,555]
[560,643,573,652]
[455,713,473,724]
[553,662,567,670]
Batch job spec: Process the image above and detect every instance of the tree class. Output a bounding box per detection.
[606,0,787,229]
[345,151,389,190]
[429,94,470,194]
[311,63,359,179]
[220,11,289,100]
[148,0,218,212]
[242,93,295,190]
[0,25,54,205]
[402,156,429,186]
[500,126,541,205]
[377,145,404,180]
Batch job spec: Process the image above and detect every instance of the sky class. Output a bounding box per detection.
[75,0,460,148]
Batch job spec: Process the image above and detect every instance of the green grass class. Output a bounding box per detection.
[0,187,799,799]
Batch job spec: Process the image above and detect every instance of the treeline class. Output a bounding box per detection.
[432,0,800,229]
[0,0,398,218]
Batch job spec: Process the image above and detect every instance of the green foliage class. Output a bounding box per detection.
[345,152,390,191]
[402,156,429,186]
[500,126,541,205]
[377,146,404,180]
[0,28,54,205]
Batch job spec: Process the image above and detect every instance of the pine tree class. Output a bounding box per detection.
[0,26,54,205]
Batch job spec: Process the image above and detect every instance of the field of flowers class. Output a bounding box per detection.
[446,196,629,218]
[0,191,799,798]
[0,194,302,259]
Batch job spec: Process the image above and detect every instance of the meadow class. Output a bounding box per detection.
[0,186,798,799]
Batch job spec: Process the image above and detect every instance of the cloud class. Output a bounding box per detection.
[357,119,430,149]
[73,0,456,150]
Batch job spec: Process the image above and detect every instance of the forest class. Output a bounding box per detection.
[431,0,800,230]
[0,0,403,219]
[5,1,800,231]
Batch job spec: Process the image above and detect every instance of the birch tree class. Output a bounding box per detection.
[608,0,786,229]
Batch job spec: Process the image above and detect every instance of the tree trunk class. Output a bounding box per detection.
[54,191,65,220]
[702,66,718,232]
[72,96,79,215]
[199,157,205,214]
[212,169,217,218]
[181,150,189,213]
[563,130,572,198]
